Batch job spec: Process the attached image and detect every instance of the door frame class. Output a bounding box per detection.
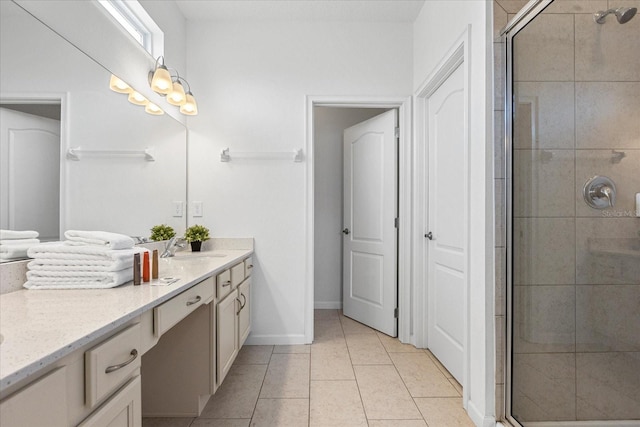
[0,92,69,238]
[412,26,471,406]
[305,96,412,344]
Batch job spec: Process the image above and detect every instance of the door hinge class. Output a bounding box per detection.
[394,218,399,228]
[394,127,400,138]
[394,307,399,318]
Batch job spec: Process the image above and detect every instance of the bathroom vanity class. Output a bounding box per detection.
[0,243,253,426]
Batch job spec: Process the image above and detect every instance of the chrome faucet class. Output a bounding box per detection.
[160,236,187,258]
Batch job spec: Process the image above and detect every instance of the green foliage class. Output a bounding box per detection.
[184,224,210,242]
[149,224,176,241]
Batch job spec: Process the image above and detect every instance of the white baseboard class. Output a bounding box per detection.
[467,399,494,427]
[314,301,342,309]
[245,334,308,345]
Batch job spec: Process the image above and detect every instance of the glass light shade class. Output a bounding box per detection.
[180,92,198,115]
[109,74,131,94]
[145,102,164,115]
[128,91,149,106]
[150,65,172,94]
[167,81,186,106]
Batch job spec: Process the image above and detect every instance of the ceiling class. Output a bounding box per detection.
[174,0,426,23]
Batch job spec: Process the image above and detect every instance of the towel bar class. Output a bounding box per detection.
[220,147,303,162]
[66,147,155,161]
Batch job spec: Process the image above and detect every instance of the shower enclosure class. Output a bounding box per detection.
[503,0,639,425]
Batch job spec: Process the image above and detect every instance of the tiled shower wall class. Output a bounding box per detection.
[495,0,640,423]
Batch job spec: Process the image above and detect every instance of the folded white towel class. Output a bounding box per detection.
[24,269,132,290]
[0,243,36,260]
[0,229,39,240]
[27,243,147,263]
[28,256,133,272]
[64,230,135,250]
[0,239,40,246]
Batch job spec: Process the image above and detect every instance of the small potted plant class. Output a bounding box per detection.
[150,224,176,242]
[184,224,210,252]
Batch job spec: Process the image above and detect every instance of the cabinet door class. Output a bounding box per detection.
[238,278,251,347]
[217,289,239,385]
[79,376,141,427]
[0,367,68,427]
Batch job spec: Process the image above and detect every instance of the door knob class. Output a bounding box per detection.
[425,231,433,240]
[342,228,350,235]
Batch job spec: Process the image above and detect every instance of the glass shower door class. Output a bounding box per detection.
[506,0,640,425]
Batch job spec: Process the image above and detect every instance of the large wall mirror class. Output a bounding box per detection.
[0,1,187,261]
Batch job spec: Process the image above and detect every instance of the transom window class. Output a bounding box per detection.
[98,0,164,57]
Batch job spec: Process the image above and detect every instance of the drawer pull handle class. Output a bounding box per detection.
[105,349,138,374]
[186,295,202,306]
[247,265,253,269]
[222,280,231,287]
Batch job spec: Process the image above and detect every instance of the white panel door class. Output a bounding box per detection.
[427,63,467,383]
[0,108,60,240]
[343,109,397,337]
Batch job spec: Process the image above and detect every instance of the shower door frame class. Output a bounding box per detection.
[502,1,554,426]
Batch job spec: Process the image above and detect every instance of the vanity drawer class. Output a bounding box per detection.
[231,262,245,288]
[85,324,141,408]
[216,268,232,299]
[244,257,253,277]
[154,277,214,337]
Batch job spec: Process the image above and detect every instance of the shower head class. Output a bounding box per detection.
[594,7,637,24]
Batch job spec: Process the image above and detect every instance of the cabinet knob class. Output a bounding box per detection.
[425,231,433,240]
[342,228,350,235]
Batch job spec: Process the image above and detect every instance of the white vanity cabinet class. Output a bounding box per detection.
[216,258,252,386]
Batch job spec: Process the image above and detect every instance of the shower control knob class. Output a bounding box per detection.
[425,232,433,240]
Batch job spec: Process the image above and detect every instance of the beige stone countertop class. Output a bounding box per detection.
[0,248,252,391]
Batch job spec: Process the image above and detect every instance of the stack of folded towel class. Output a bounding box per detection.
[24,230,148,290]
[0,230,40,261]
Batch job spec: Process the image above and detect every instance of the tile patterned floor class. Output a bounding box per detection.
[143,309,474,427]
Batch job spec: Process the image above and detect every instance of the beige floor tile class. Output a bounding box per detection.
[376,332,421,353]
[314,309,339,320]
[353,365,422,420]
[449,377,463,396]
[314,319,344,343]
[274,345,311,354]
[339,315,376,335]
[368,421,427,427]
[260,353,310,398]
[310,380,367,427]
[200,364,267,419]
[390,352,459,397]
[311,334,348,354]
[142,418,194,427]
[234,345,273,365]
[250,399,309,427]
[425,350,453,379]
[191,419,251,427]
[345,333,391,365]
[311,349,355,380]
[414,397,474,427]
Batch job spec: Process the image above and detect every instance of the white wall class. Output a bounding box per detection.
[313,107,387,309]
[186,21,413,343]
[413,2,495,426]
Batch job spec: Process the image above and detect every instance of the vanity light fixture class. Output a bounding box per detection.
[166,78,186,106]
[180,91,198,116]
[149,56,172,95]
[127,90,149,106]
[145,102,164,115]
[109,74,132,94]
